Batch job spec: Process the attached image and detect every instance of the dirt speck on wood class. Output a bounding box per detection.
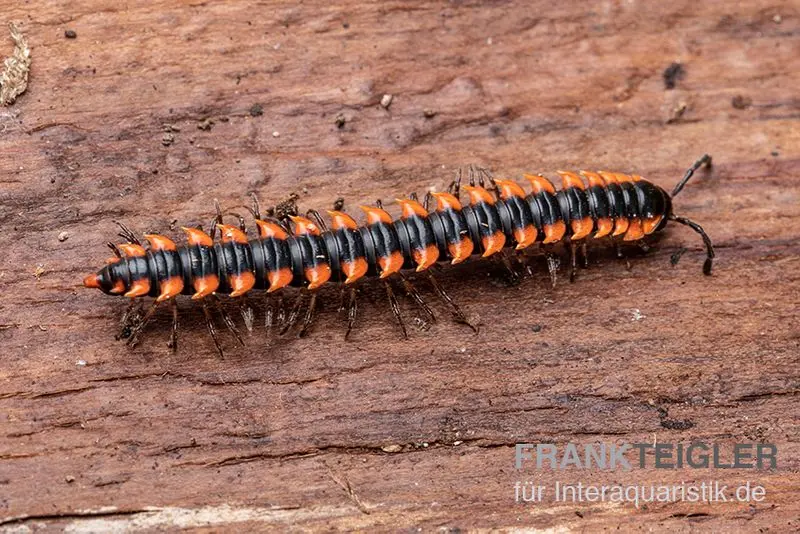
[0,22,31,106]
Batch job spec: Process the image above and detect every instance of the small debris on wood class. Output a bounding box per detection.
[423,108,437,118]
[666,101,688,124]
[33,264,46,279]
[332,197,345,211]
[657,407,694,430]
[65,475,75,483]
[266,192,300,221]
[57,231,69,242]
[163,124,181,132]
[0,22,32,106]
[380,93,393,108]
[381,444,403,453]
[197,118,214,131]
[335,113,346,128]
[161,132,175,146]
[662,62,685,90]
[670,247,687,266]
[76,360,86,366]
[631,309,647,321]
[64,29,77,39]
[249,103,264,117]
[272,130,280,137]
[731,95,752,109]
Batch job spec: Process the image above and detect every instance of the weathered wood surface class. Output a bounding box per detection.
[1,0,799,531]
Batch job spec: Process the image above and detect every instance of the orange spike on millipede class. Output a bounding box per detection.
[462,185,495,206]
[396,198,429,219]
[217,224,249,244]
[556,170,585,190]
[145,234,177,251]
[118,243,146,257]
[430,192,462,211]
[289,216,321,236]
[327,211,358,231]
[359,206,394,225]
[524,173,556,195]
[254,219,289,239]
[493,179,527,200]
[182,226,214,247]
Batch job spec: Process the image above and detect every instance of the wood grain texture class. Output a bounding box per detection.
[1,0,799,530]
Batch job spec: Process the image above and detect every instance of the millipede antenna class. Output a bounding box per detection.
[671,153,712,197]
[669,214,715,275]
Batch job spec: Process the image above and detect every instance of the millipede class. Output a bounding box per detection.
[83,155,716,356]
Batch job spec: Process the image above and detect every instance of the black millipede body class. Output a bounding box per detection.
[84,155,715,355]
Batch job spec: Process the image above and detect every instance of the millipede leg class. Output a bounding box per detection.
[518,249,534,276]
[238,295,255,333]
[426,271,478,333]
[423,191,433,212]
[580,242,589,268]
[126,300,160,348]
[167,298,179,352]
[472,165,483,187]
[114,221,141,245]
[211,295,245,346]
[107,242,122,258]
[615,241,632,271]
[201,300,225,359]
[478,166,497,193]
[344,286,358,340]
[248,193,262,220]
[569,243,578,283]
[297,291,318,338]
[265,293,275,330]
[280,291,304,336]
[545,251,560,288]
[116,299,140,340]
[448,169,462,197]
[276,294,286,327]
[398,272,436,324]
[383,280,408,339]
[338,285,347,313]
[498,250,523,286]
[306,209,329,232]
[209,199,224,240]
